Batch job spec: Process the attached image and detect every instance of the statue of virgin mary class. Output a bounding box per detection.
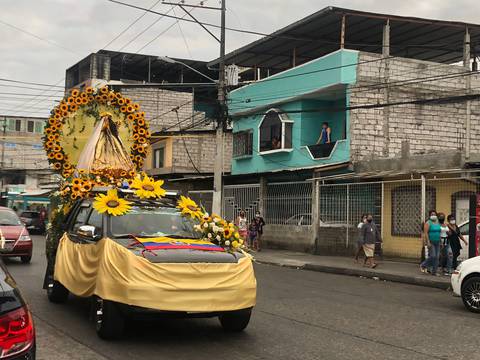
[76,112,134,174]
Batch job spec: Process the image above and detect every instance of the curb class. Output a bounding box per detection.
[255,260,451,290]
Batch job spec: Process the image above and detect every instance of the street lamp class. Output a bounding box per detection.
[157,56,217,83]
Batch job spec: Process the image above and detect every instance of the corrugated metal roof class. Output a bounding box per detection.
[209,6,480,70]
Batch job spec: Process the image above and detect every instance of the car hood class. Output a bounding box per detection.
[113,238,243,263]
[0,226,26,239]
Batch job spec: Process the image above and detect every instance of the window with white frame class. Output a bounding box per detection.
[233,130,253,158]
[259,109,293,152]
[153,147,165,169]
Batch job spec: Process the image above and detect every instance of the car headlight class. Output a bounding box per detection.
[18,235,31,242]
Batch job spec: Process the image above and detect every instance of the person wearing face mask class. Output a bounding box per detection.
[438,213,453,275]
[446,214,467,270]
[420,210,442,275]
[361,213,381,268]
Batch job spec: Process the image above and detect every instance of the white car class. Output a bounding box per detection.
[451,256,480,313]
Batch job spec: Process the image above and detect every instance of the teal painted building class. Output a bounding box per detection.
[228,49,359,176]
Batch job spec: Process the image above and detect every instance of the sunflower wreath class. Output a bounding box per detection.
[43,86,150,176]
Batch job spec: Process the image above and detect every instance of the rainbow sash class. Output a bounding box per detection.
[135,237,225,252]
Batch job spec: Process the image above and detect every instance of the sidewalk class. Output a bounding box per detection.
[253,249,451,290]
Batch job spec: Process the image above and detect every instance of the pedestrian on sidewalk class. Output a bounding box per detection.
[355,214,367,263]
[420,210,441,276]
[361,213,381,268]
[438,213,453,275]
[236,210,248,244]
[447,214,467,270]
[254,211,265,251]
[248,218,258,250]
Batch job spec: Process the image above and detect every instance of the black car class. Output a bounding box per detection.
[0,259,36,359]
[19,212,45,235]
[45,194,256,340]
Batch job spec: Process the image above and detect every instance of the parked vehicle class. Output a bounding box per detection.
[0,258,36,359]
[45,195,256,340]
[19,212,45,235]
[451,255,480,313]
[0,208,32,264]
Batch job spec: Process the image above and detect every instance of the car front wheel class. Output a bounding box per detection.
[219,308,252,332]
[47,278,69,303]
[461,276,480,313]
[95,298,125,340]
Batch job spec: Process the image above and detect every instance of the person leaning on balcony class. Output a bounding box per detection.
[361,214,381,268]
[420,210,442,276]
[316,122,332,144]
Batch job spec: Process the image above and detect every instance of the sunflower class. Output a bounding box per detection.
[62,111,69,117]
[54,113,61,120]
[53,145,61,153]
[85,86,94,94]
[81,98,88,105]
[133,133,140,141]
[82,182,93,192]
[176,196,203,220]
[133,103,140,110]
[137,146,145,154]
[128,170,136,178]
[137,118,145,126]
[53,163,62,170]
[138,128,146,136]
[126,105,134,113]
[72,178,82,186]
[115,93,123,100]
[223,227,233,239]
[72,184,81,192]
[67,96,75,104]
[134,155,143,163]
[117,98,125,106]
[99,86,109,94]
[130,176,166,199]
[47,119,55,127]
[55,153,64,161]
[101,94,108,101]
[127,114,135,121]
[120,106,127,113]
[60,104,68,112]
[120,170,127,177]
[70,104,78,112]
[88,95,94,102]
[48,153,55,160]
[93,189,131,216]
[75,97,83,105]
[71,89,80,97]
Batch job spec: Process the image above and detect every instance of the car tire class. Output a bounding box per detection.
[219,308,252,332]
[20,255,31,264]
[461,276,480,313]
[95,298,125,340]
[47,278,69,303]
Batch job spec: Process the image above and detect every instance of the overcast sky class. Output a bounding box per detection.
[1,0,479,117]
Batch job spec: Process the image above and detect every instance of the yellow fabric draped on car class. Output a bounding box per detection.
[54,234,257,312]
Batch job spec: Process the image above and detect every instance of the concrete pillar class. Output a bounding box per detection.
[421,174,426,221]
[463,27,471,68]
[382,20,390,57]
[340,15,346,49]
[311,179,320,253]
[258,176,267,218]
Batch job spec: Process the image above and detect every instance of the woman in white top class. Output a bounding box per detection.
[438,212,453,275]
[236,210,248,245]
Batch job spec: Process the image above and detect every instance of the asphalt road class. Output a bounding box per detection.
[4,235,480,360]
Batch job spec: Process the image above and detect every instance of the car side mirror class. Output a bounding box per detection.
[77,225,100,240]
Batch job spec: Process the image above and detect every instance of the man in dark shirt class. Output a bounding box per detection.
[254,211,266,251]
[361,214,381,268]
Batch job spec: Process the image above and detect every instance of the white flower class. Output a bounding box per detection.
[212,225,220,233]
[209,222,215,227]
[216,235,221,241]
[207,233,212,239]
[225,240,230,246]
[193,224,201,231]
[203,222,209,228]
[213,217,221,223]
[203,212,210,218]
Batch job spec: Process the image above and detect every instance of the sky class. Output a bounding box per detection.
[0,0,479,117]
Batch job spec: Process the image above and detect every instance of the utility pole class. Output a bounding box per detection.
[211,0,226,216]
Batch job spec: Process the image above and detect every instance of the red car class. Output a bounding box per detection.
[0,207,32,264]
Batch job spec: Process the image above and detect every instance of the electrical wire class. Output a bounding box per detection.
[107,0,468,51]
[0,19,80,56]
[172,6,192,58]
[102,0,164,49]
[175,110,201,173]
[0,78,64,89]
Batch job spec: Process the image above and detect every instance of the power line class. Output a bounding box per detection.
[228,69,479,110]
[0,19,80,55]
[173,6,192,58]
[118,4,176,51]
[175,111,201,173]
[0,84,64,92]
[0,78,64,89]
[107,0,465,51]
[102,0,164,49]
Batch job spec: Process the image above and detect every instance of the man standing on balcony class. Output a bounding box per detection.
[317,122,332,144]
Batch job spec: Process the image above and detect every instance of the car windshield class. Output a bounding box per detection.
[110,206,201,239]
[0,210,22,226]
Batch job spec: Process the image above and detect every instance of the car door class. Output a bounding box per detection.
[68,202,98,244]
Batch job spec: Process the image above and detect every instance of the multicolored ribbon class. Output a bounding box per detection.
[134,236,225,252]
